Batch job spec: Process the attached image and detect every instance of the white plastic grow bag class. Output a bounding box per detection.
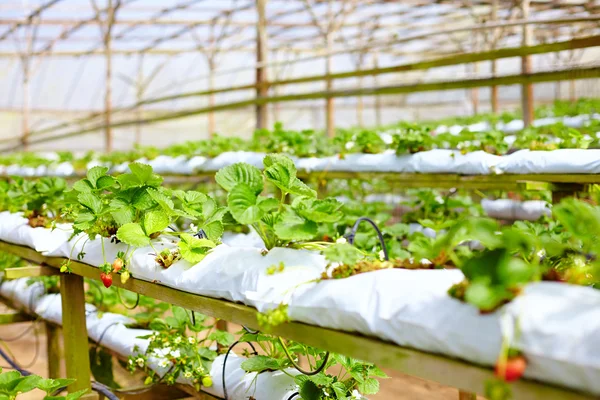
[497,149,600,174]
[481,199,551,221]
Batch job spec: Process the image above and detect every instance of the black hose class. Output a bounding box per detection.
[223,340,258,400]
[346,217,389,261]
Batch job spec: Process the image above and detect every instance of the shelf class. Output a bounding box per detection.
[0,240,594,400]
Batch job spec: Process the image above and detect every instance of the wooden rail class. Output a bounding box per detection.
[0,240,595,400]
[15,65,599,149]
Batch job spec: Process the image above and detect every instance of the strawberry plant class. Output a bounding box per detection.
[215,154,343,250]
[127,306,231,390]
[0,368,88,400]
[63,163,224,283]
[237,332,387,398]
[6,177,67,228]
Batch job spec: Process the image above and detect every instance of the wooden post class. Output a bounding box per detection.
[521,0,534,127]
[45,323,61,378]
[458,390,477,400]
[135,54,143,145]
[490,0,499,114]
[21,58,30,150]
[357,75,364,126]
[325,30,334,137]
[104,0,115,152]
[471,62,479,115]
[255,0,268,129]
[373,52,382,126]
[208,59,216,136]
[60,274,94,395]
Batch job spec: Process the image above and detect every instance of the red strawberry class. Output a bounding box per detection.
[495,355,527,382]
[100,272,113,288]
[112,258,124,273]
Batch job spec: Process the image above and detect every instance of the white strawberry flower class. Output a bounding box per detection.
[336,237,347,244]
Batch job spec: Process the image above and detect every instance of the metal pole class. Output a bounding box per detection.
[255,0,268,129]
[521,0,534,127]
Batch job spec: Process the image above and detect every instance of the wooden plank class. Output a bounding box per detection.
[100,35,600,111]
[46,322,61,379]
[4,265,58,280]
[60,272,94,395]
[0,312,32,324]
[458,391,477,400]
[0,241,594,400]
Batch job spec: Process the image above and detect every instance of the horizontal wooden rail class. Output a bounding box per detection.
[0,312,33,324]
[0,240,594,400]
[132,35,600,107]
[2,171,599,191]
[24,35,600,140]
[4,265,59,280]
[11,66,598,150]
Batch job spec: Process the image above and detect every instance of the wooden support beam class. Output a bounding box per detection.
[458,391,477,400]
[521,0,534,127]
[23,65,599,146]
[255,0,269,130]
[20,34,600,143]
[0,312,32,324]
[128,35,600,109]
[104,0,115,152]
[46,323,61,379]
[60,273,94,396]
[4,265,59,280]
[0,241,594,400]
[490,0,499,114]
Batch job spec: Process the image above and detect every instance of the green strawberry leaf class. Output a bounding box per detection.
[143,210,169,235]
[215,163,263,194]
[178,233,216,263]
[116,223,150,247]
[274,206,317,241]
[227,184,265,224]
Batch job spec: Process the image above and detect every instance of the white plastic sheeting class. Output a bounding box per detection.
[1,217,600,395]
[5,148,600,177]
[481,199,551,221]
[496,149,600,174]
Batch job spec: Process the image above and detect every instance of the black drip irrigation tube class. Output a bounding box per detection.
[346,216,389,261]
[222,340,258,400]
